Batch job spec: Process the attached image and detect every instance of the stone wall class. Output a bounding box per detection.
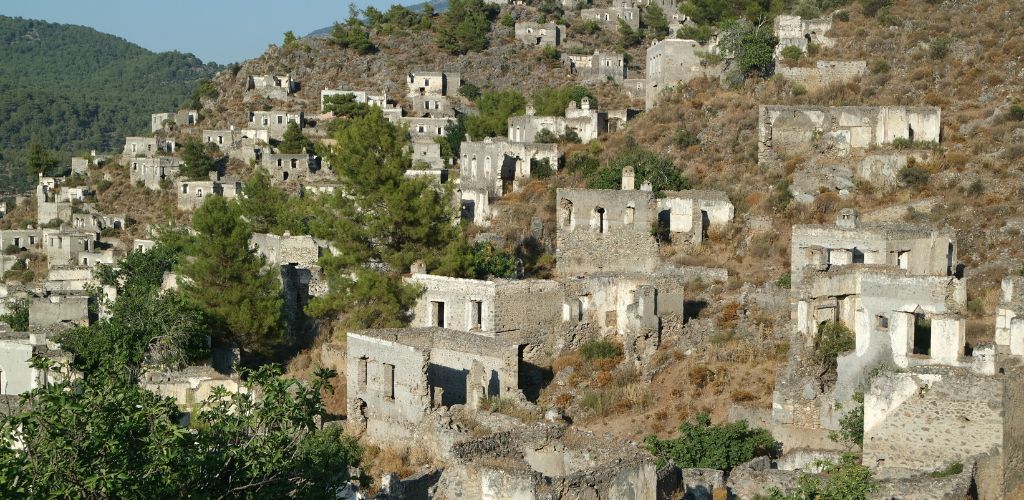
[248,111,304,139]
[564,51,627,83]
[758,105,942,163]
[128,156,182,190]
[580,7,641,29]
[262,154,333,185]
[646,38,718,110]
[406,71,460,98]
[0,335,39,395]
[775,61,867,90]
[507,100,607,143]
[514,22,564,47]
[773,15,833,56]
[176,180,242,211]
[555,188,660,275]
[250,233,321,268]
[864,369,1005,471]
[409,95,455,118]
[29,295,89,329]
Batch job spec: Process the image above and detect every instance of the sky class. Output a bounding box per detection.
[1,0,406,64]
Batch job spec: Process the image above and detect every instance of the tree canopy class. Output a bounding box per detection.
[277,121,314,154]
[585,142,690,194]
[464,90,525,139]
[179,196,283,355]
[644,412,777,471]
[531,85,599,117]
[179,137,216,180]
[435,0,497,55]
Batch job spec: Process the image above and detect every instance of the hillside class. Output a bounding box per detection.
[0,16,220,193]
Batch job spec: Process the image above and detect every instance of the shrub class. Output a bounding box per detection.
[674,128,700,148]
[1008,103,1024,121]
[534,128,560,144]
[930,462,964,478]
[813,321,855,375]
[775,273,791,289]
[577,20,600,35]
[768,453,877,499]
[859,0,891,17]
[965,179,985,195]
[540,45,559,61]
[678,24,714,44]
[10,259,26,271]
[871,61,890,74]
[792,83,807,96]
[499,13,515,27]
[829,392,864,448]
[459,82,481,101]
[688,366,713,388]
[805,42,819,56]
[580,339,623,361]
[95,179,113,192]
[929,36,952,59]
[3,244,19,255]
[899,166,930,187]
[530,158,554,179]
[891,137,912,149]
[0,299,29,331]
[565,152,599,175]
[644,412,777,471]
[835,10,850,21]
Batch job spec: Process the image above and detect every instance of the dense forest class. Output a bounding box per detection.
[0,16,220,192]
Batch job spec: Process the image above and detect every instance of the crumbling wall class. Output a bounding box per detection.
[864,370,1005,471]
[775,61,866,90]
[758,105,941,163]
[555,188,660,275]
[514,22,564,47]
[29,295,89,329]
[0,338,37,395]
[646,39,719,110]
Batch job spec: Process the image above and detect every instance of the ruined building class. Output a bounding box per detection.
[247,74,297,99]
[406,70,461,98]
[248,110,305,140]
[203,128,269,163]
[645,38,720,110]
[773,15,833,56]
[129,156,182,190]
[563,51,626,83]
[176,177,242,211]
[507,98,607,143]
[580,5,641,29]
[150,110,198,132]
[458,137,560,225]
[320,89,388,111]
[514,22,565,47]
[262,153,332,186]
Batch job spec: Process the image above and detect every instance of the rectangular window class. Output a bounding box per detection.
[471,300,483,330]
[383,363,395,399]
[358,357,368,388]
[432,301,445,328]
[277,116,284,124]
[876,315,889,330]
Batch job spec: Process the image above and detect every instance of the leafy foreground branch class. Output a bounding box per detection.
[0,365,361,499]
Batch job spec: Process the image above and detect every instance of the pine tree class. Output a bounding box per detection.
[237,168,302,234]
[180,196,283,355]
[26,140,56,178]
[180,137,215,179]
[643,4,671,40]
[435,0,495,55]
[277,121,313,154]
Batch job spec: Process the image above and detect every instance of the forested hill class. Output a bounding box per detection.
[0,16,221,192]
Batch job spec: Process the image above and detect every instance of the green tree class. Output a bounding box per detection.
[331,10,377,54]
[278,121,314,154]
[459,82,481,100]
[678,24,715,44]
[764,453,877,500]
[309,109,458,328]
[532,85,598,116]
[283,30,297,46]
[644,412,777,471]
[813,321,855,376]
[323,93,373,119]
[464,90,526,139]
[617,18,642,48]
[179,136,215,179]
[829,392,865,449]
[586,142,689,194]
[643,4,671,40]
[437,118,466,164]
[0,365,361,498]
[237,168,305,234]
[57,236,208,379]
[25,140,57,178]
[719,19,778,77]
[436,0,497,55]
[0,299,28,331]
[180,196,283,355]
[780,45,803,63]
[433,241,519,280]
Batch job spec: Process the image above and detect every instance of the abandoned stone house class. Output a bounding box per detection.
[563,51,626,83]
[150,110,198,132]
[773,15,833,56]
[513,22,565,47]
[580,5,641,30]
[248,110,305,139]
[409,95,455,118]
[346,327,521,446]
[555,170,734,274]
[247,74,297,99]
[71,156,89,175]
[42,227,107,268]
[507,98,607,143]
[0,327,69,396]
[129,156,182,190]
[434,425,659,499]
[645,38,720,110]
[458,137,560,225]
[775,60,867,91]
[393,115,455,141]
[249,232,324,270]
[203,128,269,163]
[262,153,331,185]
[70,210,125,233]
[320,89,388,111]
[758,105,942,164]
[406,70,461,98]
[622,77,647,100]
[35,178,72,225]
[410,139,447,170]
[176,178,242,211]
[122,136,176,160]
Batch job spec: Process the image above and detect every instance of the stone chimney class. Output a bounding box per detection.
[621,166,636,190]
[581,97,591,111]
[836,208,860,229]
[526,103,536,116]
[640,180,653,192]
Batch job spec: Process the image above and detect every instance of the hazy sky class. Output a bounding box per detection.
[1,0,406,64]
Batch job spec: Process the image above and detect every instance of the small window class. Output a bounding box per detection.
[432,301,445,328]
[875,315,889,330]
[277,116,284,124]
[358,357,368,388]
[471,300,483,330]
[383,363,395,400]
